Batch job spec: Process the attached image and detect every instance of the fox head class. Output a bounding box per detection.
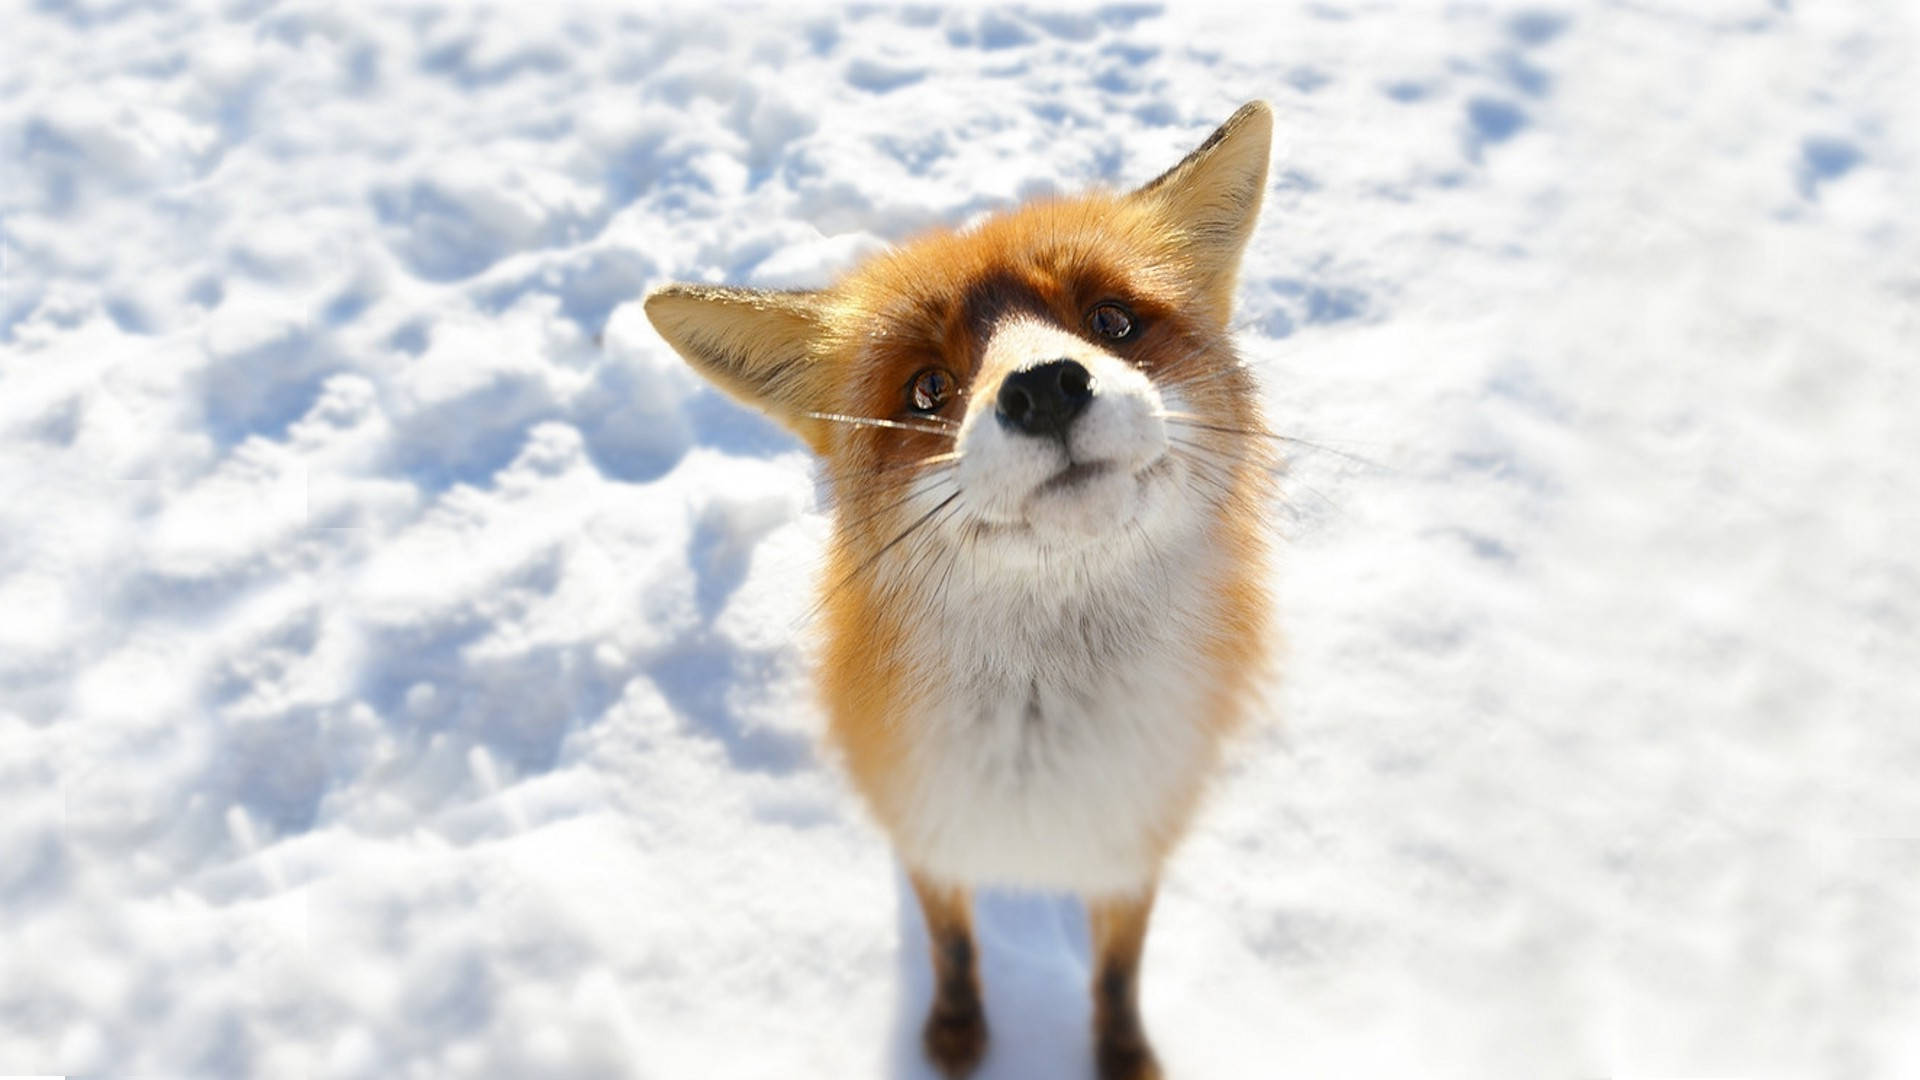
[646,102,1273,594]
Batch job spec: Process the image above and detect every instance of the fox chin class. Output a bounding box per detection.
[646,101,1277,1080]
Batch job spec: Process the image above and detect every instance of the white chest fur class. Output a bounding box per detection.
[888,535,1225,897]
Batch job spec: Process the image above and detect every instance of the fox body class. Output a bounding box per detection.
[646,102,1274,1080]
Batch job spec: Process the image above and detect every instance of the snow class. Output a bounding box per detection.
[4,2,1918,1078]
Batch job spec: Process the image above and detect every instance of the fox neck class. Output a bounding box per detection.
[830,508,1249,894]
[879,512,1225,700]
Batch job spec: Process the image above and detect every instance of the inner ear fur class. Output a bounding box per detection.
[643,284,835,454]
[1129,100,1273,314]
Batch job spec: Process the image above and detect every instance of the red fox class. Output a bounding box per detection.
[646,101,1274,1080]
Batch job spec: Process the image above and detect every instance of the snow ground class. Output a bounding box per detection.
[3,1,1918,1077]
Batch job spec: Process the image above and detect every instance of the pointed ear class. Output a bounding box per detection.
[644,284,835,454]
[1129,101,1273,312]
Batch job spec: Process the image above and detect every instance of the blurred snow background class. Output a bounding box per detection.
[4,1,1918,1077]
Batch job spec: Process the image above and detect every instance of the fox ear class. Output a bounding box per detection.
[644,284,834,454]
[1130,101,1273,312]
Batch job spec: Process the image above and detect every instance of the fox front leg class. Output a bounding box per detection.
[911,871,989,1077]
[1089,888,1162,1080]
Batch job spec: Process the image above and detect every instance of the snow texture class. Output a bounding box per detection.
[4,2,1919,1078]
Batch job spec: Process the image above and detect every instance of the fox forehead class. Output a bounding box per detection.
[821,194,1194,356]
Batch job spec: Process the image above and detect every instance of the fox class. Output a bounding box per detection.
[644,101,1275,1080]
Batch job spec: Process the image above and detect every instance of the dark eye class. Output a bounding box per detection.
[907,367,955,413]
[1086,301,1136,341]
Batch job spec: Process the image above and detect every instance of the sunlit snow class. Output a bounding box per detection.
[4,3,1918,1078]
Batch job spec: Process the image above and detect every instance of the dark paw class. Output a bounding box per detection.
[923,1000,988,1077]
[1095,1033,1162,1080]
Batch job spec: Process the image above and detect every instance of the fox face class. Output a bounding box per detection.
[649,102,1272,590]
[644,103,1275,1080]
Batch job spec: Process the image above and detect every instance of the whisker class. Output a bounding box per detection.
[1133,323,1390,476]
[1168,434,1284,478]
[1157,360,1259,393]
[1159,413,1387,470]
[804,495,952,626]
[829,475,958,535]
[890,498,965,601]
[1170,437,1337,526]
[1167,439,1240,501]
[862,498,965,616]
[932,519,966,604]
[833,451,964,481]
[805,411,958,437]
[1283,477,1344,520]
[821,488,963,600]
[814,456,962,517]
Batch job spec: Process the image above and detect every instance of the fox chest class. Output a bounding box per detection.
[887,611,1218,896]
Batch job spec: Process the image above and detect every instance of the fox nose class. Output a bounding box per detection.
[996,359,1093,439]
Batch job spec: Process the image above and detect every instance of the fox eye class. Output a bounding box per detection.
[1086,301,1136,341]
[907,367,955,413]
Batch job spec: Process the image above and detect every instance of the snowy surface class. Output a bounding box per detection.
[5,1,1919,1077]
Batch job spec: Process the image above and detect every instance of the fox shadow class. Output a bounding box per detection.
[889,871,1098,1079]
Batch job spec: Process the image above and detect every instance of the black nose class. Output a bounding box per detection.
[996,359,1093,439]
